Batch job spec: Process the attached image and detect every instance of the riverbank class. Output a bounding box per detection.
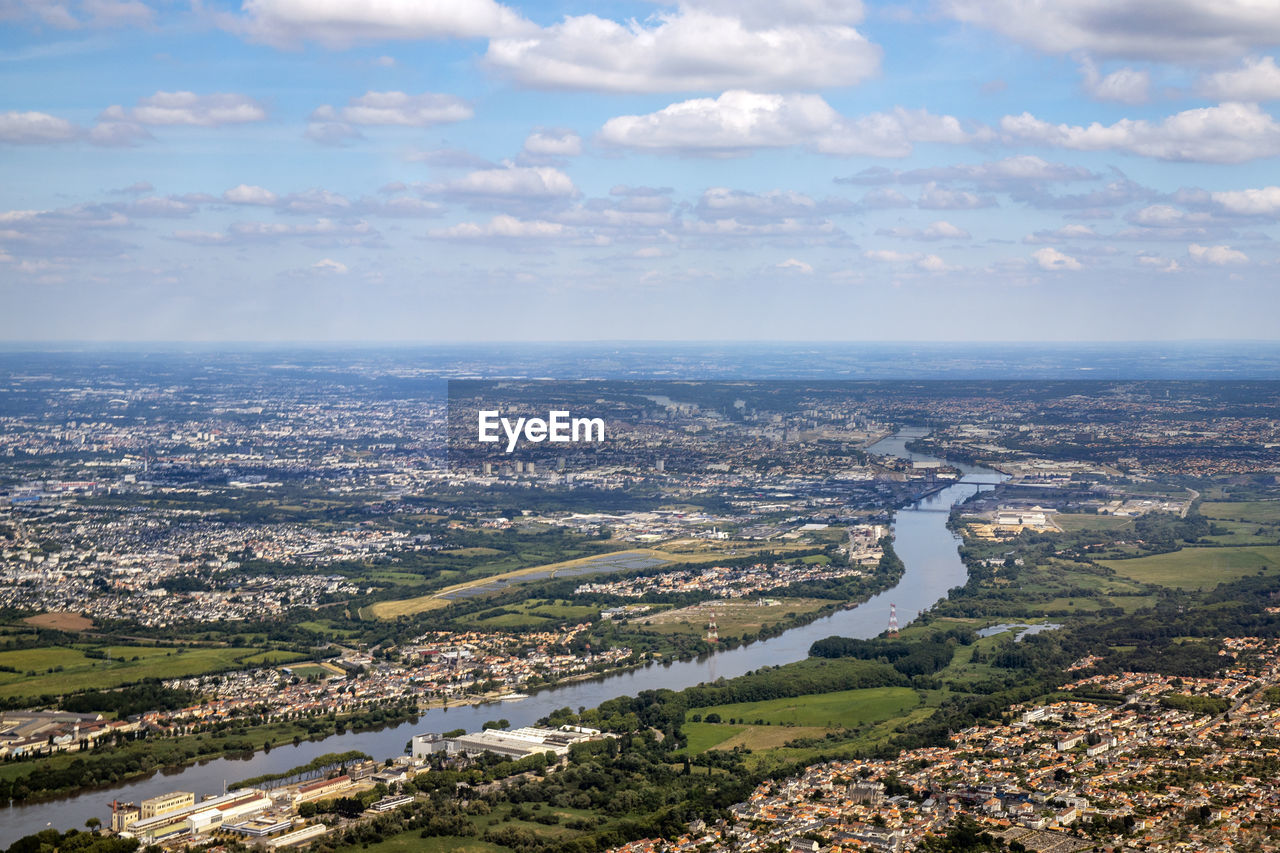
[0,545,906,807]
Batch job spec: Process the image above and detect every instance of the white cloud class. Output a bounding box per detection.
[485,7,880,93]
[172,218,380,247]
[522,128,582,157]
[918,182,995,209]
[543,195,678,247]
[922,220,970,239]
[1031,247,1083,271]
[1198,57,1280,102]
[697,187,845,221]
[860,188,913,208]
[2,0,77,29]
[1001,102,1280,164]
[864,249,916,263]
[312,258,349,274]
[1138,254,1182,272]
[0,203,136,264]
[599,90,978,157]
[863,248,955,272]
[1080,59,1149,104]
[1127,204,1210,227]
[691,0,866,27]
[88,120,150,146]
[305,122,363,146]
[169,230,231,246]
[228,0,534,47]
[880,220,971,240]
[1024,224,1101,243]
[1015,175,1156,211]
[101,92,268,127]
[3,0,151,28]
[119,196,196,217]
[914,253,953,272]
[942,0,1280,61]
[228,220,369,239]
[1188,243,1248,265]
[369,197,444,217]
[0,204,128,229]
[814,107,983,157]
[0,111,79,144]
[82,0,152,27]
[776,258,813,274]
[223,184,278,205]
[277,189,352,216]
[432,166,577,199]
[841,156,1096,188]
[429,214,569,239]
[600,91,836,154]
[1210,185,1280,216]
[311,91,472,126]
[683,217,844,245]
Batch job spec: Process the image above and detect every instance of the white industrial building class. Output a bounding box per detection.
[124,789,272,844]
[413,725,606,761]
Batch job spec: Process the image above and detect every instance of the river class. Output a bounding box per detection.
[0,428,1003,843]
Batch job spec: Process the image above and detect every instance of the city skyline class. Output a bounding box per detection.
[3,0,1280,341]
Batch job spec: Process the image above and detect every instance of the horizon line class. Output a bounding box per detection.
[2,338,1280,349]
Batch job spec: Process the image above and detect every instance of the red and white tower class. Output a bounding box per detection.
[706,611,718,643]
[888,603,899,636]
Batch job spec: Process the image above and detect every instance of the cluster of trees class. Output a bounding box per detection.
[682,658,907,711]
[1103,640,1223,678]
[810,625,975,678]
[1159,694,1232,715]
[4,829,140,853]
[61,682,200,718]
[229,750,370,791]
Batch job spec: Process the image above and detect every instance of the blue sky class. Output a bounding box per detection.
[2,0,1279,342]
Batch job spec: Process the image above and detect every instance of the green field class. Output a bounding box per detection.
[1054,513,1135,532]
[451,599,602,631]
[677,685,922,757]
[1100,545,1280,590]
[636,598,831,638]
[352,835,508,853]
[440,547,506,557]
[680,722,747,753]
[689,686,920,729]
[369,540,822,619]
[240,650,308,666]
[0,644,299,700]
[284,662,337,679]
[1201,519,1270,545]
[680,722,830,754]
[367,549,665,618]
[1201,501,1280,524]
[296,619,360,638]
[358,570,430,586]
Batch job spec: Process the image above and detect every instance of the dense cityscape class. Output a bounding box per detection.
[0,354,1277,853]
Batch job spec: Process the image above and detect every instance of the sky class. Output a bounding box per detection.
[2,0,1280,343]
